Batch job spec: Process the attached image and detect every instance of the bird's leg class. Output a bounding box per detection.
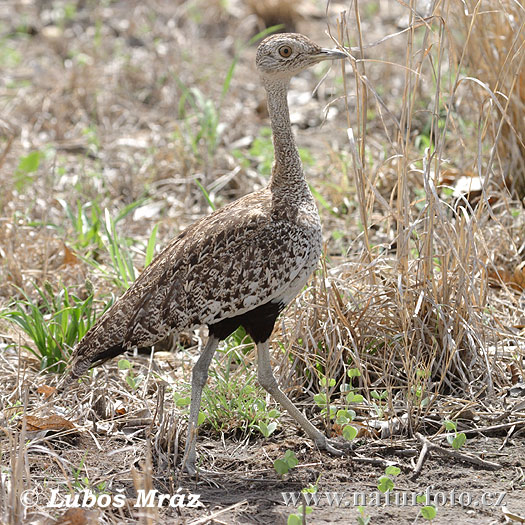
[181,335,219,475]
[256,340,345,456]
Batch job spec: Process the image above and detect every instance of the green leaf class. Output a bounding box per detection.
[197,411,206,426]
[258,421,277,437]
[377,475,394,493]
[284,450,298,468]
[371,390,387,400]
[346,392,364,404]
[258,421,269,437]
[343,425,358,441]
[145,223,159,267]
[314,393,327,406]
[385,465,401,476]
[266,421,277,436]
[416,494,427,504]
[348,368,361,379]
[174,395,191,407]
[452,432,466,450]
[17,151,41,173]
[443,419,456,431]
[274,459,289,476]
[287,515,301,525]
[420,505,437,520]
[195,179,215,211]
[297,505,313,515]
[118,359,131,370]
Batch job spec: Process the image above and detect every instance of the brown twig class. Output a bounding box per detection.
[414,433,502,471]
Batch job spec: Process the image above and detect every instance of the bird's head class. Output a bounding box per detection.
[256,33,346,81]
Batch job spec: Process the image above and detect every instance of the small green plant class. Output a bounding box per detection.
[287,484,318,525]
[77,201,157,290]
[14,150,41,191]
[71,452,108,494]
[172,392,206,426]
[201,361,270,434]
[420,504,437,521]
[256,417,278,438]
[314,375,337,419]
[118,359,143,391]
[410,369,431,407]
[314,372,359,442]
[72,452,89,491]
[377,465,401,493]
[273,450,298,477]
[345,368,364,400]
[356,505,370,525]
[287,504,312,525]
[1,282,107,372]
[444,420,467,450]
[370,389,388,418]
[57,199,105,254]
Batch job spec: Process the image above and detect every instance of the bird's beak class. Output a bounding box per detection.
[314,47,347,62]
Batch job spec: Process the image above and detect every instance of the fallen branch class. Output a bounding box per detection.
[414,433,502,471]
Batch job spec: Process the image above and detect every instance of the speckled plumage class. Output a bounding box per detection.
[68,187,321,379]
[64,34,347,472]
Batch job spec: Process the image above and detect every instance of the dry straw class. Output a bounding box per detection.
[278,0,524,426]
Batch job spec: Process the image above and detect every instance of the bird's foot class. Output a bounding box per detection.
[317,436,353,456]
[183,461,196,477]
[182,461,218,478]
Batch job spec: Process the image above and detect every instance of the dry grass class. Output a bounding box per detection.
[456,0,525,198]
[0,0,524,523]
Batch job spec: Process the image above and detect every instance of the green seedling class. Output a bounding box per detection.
[444,420,467,450]
[118,358,143,391]
[377,465,401,493]
[420,504,437,520]
[14,150,41,191]
[173,392,206,426]
[356,505,371,525]
[274,450,298,477]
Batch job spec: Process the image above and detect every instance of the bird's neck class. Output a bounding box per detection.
[264,78,308,194]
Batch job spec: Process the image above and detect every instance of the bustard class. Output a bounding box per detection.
[65,33,347,473]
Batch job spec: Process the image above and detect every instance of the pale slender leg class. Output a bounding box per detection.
[256,340,344,455]
[181,335,219,474]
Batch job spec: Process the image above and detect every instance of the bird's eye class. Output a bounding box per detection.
[278,46,292,58]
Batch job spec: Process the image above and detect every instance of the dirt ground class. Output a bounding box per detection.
[18,402,525,524]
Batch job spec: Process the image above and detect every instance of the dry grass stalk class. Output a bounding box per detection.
[456,0,525,198]
[277,0,519,428]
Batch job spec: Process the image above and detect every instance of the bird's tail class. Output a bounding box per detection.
[59,342,127,391]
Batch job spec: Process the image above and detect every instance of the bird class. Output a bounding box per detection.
[63,33,347,474]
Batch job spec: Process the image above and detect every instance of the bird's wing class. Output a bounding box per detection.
[66,190,319,380]
[125,191,319,344]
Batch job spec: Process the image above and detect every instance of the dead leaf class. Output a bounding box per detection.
[54,508,90,525]
[331,421,374,439]
[25,414,75,432]
[62,243,78,267]
[488,264,525,291]
[37,385,56,399]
